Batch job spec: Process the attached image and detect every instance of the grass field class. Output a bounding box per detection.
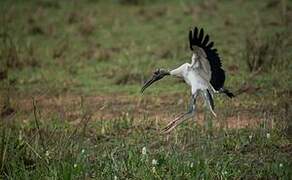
[0,0,292,179]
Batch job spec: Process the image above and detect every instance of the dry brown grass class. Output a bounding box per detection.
[245,30,288,72]
[9,94,266,130]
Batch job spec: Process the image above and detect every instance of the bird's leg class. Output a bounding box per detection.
[162,94,197,134]
[162,111,192,134]
[208,82,219,93]
[203,89,217,117]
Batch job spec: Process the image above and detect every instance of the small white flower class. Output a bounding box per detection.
[114,175,118,180]
[249,135,252,140]
[45,151,50,157]
[101,126,105,134]
[152,159,158,165]
[73,163,77,168]
[190,162,194,168]
[223,171,228,175]
[81,149,85,154]
[152,167,156,173]
[266,133,271,139]
[279,163,283,168]
[142,147,147,155]
[18,130,23,141]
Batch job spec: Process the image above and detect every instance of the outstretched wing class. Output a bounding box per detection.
[189,27,225,90]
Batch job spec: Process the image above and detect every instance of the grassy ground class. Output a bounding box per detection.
[0,0,292,179]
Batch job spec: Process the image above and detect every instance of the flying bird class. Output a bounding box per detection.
[141,27,234,133]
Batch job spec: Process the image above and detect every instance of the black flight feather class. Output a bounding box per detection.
[202,35,209,46]
[189,27,225,91]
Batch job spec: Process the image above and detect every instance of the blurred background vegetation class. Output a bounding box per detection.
[0,0,291,179]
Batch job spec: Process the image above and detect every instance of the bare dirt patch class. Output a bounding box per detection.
[8,93,265,129]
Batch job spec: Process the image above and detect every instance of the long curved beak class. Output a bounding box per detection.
[141,76,159,93]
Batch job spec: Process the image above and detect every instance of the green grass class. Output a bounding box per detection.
[1,114,291,179]
[1,0,292,179]
[2,0,291,96]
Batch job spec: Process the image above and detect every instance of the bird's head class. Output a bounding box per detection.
[141,68,170,93]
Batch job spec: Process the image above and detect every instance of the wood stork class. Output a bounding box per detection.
[141,27,234,133]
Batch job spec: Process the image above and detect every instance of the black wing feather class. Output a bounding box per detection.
[206,41,214,48]
[198,28,204,42]
[202,35,209,46]
[189,27,225,90]
[189,30,193,51]
[194,27,198,40]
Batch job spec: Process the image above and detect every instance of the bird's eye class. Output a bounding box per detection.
[154,69,160,75]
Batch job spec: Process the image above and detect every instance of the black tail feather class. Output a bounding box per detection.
[220,88,235,98]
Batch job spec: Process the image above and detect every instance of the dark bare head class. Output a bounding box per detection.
[141,69,170,93]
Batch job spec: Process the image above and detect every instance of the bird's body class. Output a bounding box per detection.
[141,27,234,133]
[171,62,210,94]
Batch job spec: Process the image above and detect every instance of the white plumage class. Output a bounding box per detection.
[141,27,234,133]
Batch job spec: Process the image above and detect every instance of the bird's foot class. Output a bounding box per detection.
[161,113,192,134]
[161,117,181,134]
[211,109,217,117]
